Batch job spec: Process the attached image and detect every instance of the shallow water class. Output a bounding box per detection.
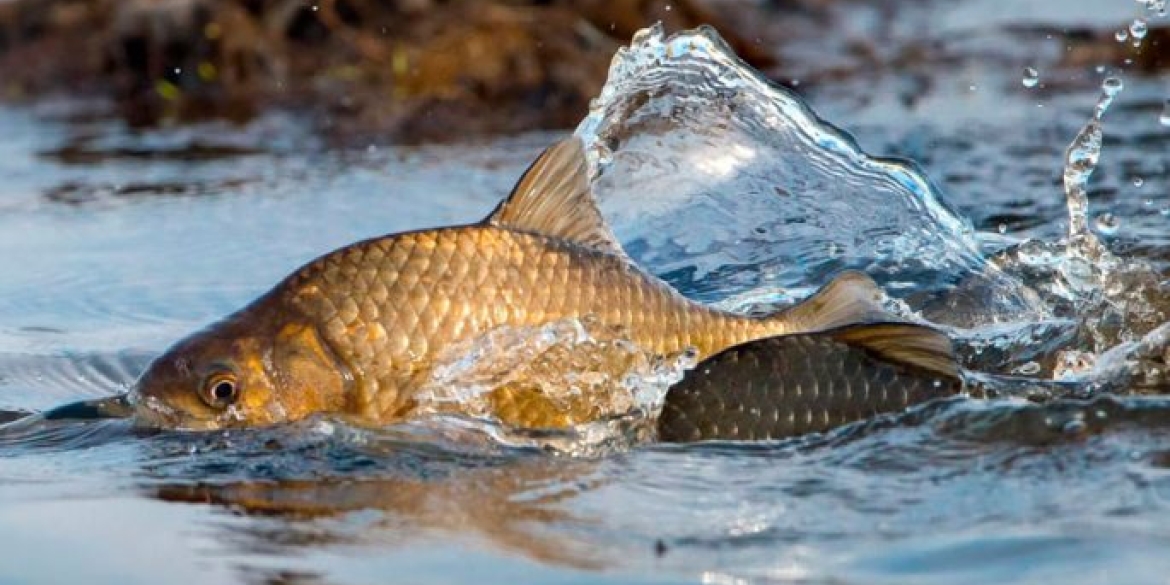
[3,2,1170,584]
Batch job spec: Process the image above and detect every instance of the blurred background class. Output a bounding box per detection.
[2,0,1165,142]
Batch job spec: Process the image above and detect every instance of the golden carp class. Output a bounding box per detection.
[132,136,944,430]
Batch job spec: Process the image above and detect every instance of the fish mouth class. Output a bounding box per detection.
[40,392,203,429]
[129,392,225,431]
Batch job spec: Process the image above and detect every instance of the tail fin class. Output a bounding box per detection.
[772,271,956,378]
[772,270,892,333]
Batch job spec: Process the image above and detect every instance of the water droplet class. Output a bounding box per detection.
[1141,0,1170,12]
[1102,77,1124,96]
[593,143,614,166]
[1133,176,1145,188]
[1095,65,1107,74]
[1013,361,1042,376]
[1054,350,1096,381]
[1065,121,1102,185]
[1018,239,1059,266]
[1160,99,1170,126]
[1116,28,1130,42]
[1095,212,1121,235]
[1063,418,1088,436]
[1132,18,1149,40]
[1022,67,1039,88]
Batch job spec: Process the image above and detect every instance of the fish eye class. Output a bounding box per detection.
[202,372,240,408]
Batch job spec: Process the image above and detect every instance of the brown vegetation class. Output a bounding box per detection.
[0,0,777,142]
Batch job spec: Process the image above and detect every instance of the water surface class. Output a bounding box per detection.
[3,2,1170,584]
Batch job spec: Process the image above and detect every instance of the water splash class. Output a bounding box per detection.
[1089,321,1170,391]
[575,24,996,304]
[977,75,1170,379]
[1056,77,1168,352]
[1130,18,1149,42]
[1062,77,1121,277]
[1138,0,1168,15]
[414,317,694,438]
[572,25,1166,385]
[1022,67,1040,88]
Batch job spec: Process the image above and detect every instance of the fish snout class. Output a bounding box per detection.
[41,394,135,421]
[129,388,219,430]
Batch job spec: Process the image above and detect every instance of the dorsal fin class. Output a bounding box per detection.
[829,323,961,379]
[485,137,625,256]
[774,271,892,332]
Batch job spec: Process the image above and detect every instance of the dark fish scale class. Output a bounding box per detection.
[657,333,962,442]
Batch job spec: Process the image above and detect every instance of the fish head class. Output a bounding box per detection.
[134,316,351,430]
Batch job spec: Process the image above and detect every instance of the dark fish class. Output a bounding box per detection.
[657,323,963,442]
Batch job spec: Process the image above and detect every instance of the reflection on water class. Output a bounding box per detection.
[152,459,606,570]
[0,410,29,424]
[1,2,1170,584]
[8,393,1170,583]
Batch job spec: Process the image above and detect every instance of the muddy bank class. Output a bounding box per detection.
[1,0,1166,143]
[0,0,780,142]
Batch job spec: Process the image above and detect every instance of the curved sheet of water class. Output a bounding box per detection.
[574,25,1038,312]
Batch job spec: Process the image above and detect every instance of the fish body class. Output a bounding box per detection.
[657,324,962,442]
[262,224,772,422]
[134,137,895,430]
